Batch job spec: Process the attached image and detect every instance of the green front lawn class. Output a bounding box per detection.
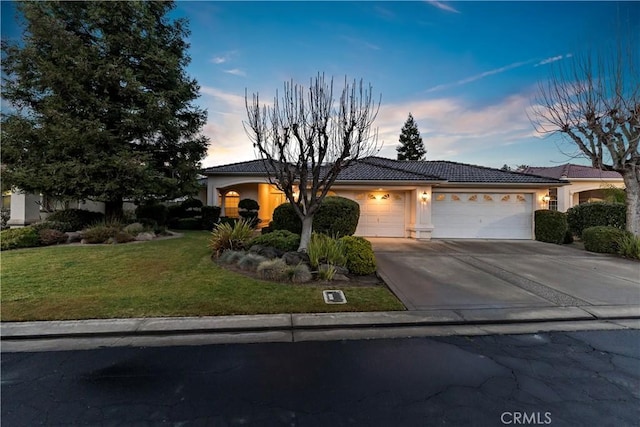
[0,231,404,321]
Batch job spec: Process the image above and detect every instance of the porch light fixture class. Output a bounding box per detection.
[421,191,429,202]
[542,194,551,203]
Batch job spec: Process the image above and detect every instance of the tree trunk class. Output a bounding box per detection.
[623,167,640,236]
[104,198,124,220]
[298,215,314,252]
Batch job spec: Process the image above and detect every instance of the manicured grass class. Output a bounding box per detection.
[0,231,405,321]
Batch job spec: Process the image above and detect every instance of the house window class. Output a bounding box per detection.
[225,191,240,218]
[436,194,446,201]
[483,195,493,201]
[451,194,460,201]
[468,194,477,202]
[548,188,558,211]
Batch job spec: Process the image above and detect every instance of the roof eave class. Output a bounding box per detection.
[434,182,569,188]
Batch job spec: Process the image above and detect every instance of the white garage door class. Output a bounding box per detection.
[350,191,406,237]
[432,193,533,239]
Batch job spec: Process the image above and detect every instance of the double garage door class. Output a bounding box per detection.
[346,191,533,239]
[431,192,533,239]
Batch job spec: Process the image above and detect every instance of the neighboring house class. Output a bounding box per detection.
[202,156,566,240]
[521,164,624,212]
[6,179,207,227]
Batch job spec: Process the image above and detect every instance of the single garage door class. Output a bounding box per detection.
[352,191,406,237]
[432,192,533,239]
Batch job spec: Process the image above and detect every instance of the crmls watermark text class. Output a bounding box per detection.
[501,412,552,425]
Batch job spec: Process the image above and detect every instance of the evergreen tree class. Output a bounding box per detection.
[1,1,209,217]
[396,113,426,161]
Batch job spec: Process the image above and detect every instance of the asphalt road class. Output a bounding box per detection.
[2,330,639,426]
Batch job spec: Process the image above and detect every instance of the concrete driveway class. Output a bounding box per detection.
[371,239,640,315]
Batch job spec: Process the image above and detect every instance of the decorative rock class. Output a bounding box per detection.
[135,232,156,241]
[256,246,282,259]
[283,251,310,266]
[249,244,264,253]
[333,273,350,282]
[65,231,83,243]
[80,239,88,245]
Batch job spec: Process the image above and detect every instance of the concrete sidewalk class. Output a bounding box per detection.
[3,306,640,352]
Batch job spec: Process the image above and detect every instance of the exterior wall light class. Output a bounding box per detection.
[542,194,551,203]
[421,191,429,202]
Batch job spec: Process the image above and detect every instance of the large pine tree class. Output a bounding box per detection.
[396,113,426,161]
[1,1,209,217]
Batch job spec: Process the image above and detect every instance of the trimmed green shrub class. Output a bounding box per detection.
[238,198,259,211]
[339,236,376,275]
[582,226,629,254]
[257,258,289,281]
[237,199,260,228]
[313,196,360,237]
[48,209,104,231]
[272,196,360,237]
[249,230,300,252]
[167,204,186,220]
[38,228,68,246]
[135,202,168,226]
[31,220,74,233]
[176,217,202,230]
[182,201,202,219]
[534,210,568,244]
[272,203,301,234]
[201,206,221,230]
[209,218,254,257]
[617,233,640,260]
[0,227,40,250]
[181,198,203,210]
[567,202,626,236]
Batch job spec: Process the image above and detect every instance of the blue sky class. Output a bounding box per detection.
[2,1,639,169]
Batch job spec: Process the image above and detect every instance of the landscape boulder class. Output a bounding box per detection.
[282,251,310,266]
[135,232,156,241]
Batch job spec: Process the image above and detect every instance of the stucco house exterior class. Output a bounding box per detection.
[521,164,624,212]
[203,157,566,240]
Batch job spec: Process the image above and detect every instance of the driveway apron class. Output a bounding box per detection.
[370,238,640,312]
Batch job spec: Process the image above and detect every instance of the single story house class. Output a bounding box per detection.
[202,156,567,240]
[6,178,207,227]
[520,164,624,212]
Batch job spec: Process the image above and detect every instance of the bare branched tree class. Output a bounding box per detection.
[245,74,381,251]
[530,38,639,235]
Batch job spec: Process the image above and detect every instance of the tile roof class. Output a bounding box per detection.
[521,164,623,180]
[361,157,562,184]
[203,156,565,184]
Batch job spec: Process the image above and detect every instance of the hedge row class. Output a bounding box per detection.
[270,196,360,237]
[567,202,626,236]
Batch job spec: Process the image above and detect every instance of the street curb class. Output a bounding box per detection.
[2,306,639,341]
